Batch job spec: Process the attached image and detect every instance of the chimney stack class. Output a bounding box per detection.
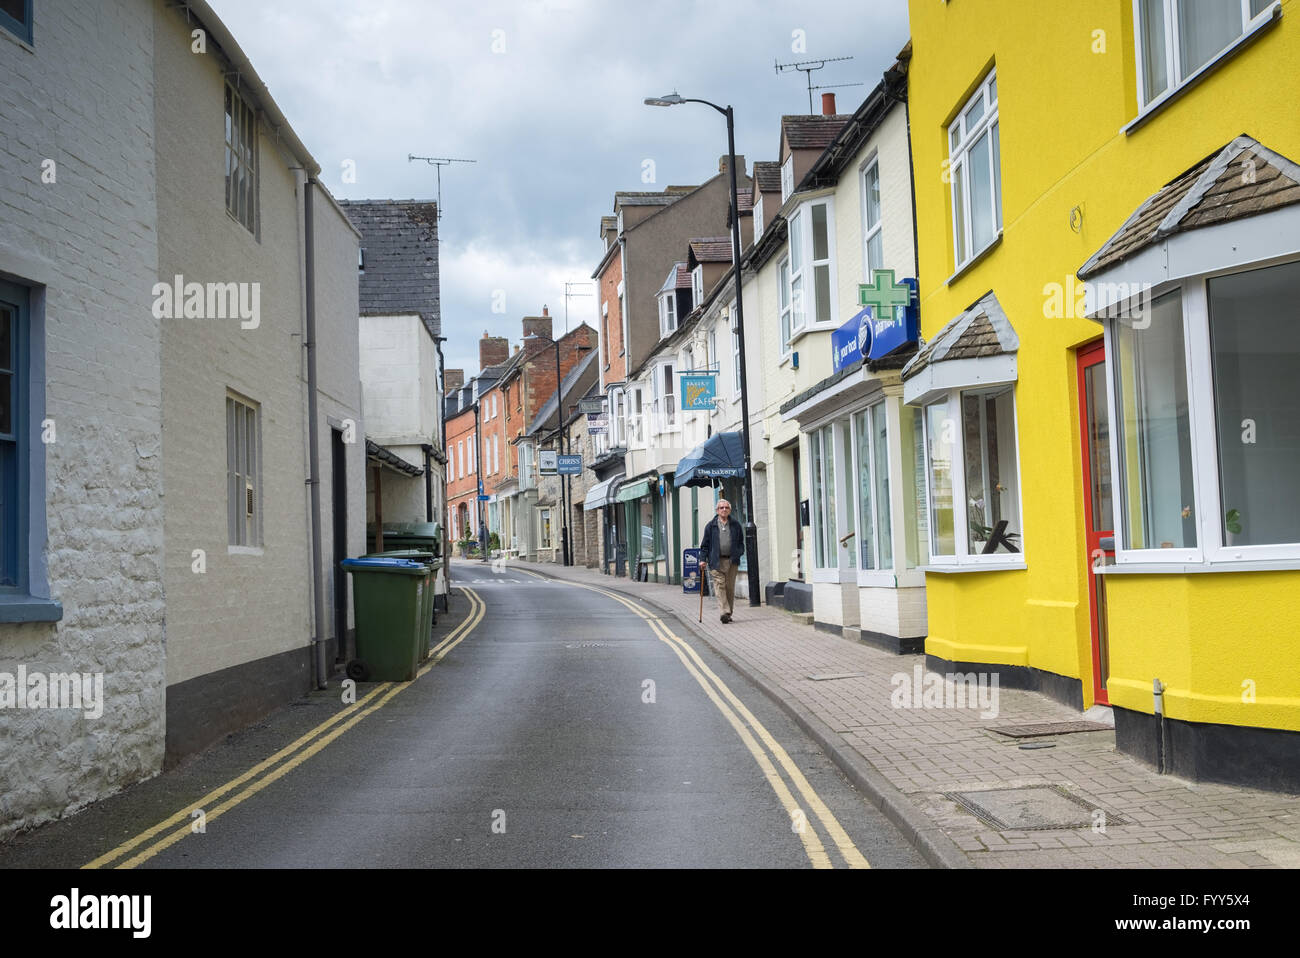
[478,332,509,371]
[444,368,465,392]
[719,154,747,176]
[521,308,553,344]
[822,92,836,115]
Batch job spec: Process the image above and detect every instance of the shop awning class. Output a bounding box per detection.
[615,479,652,503]
[583,475,623,511]
[675,431,745,487]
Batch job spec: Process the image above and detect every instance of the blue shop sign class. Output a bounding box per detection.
[833,272,920,372]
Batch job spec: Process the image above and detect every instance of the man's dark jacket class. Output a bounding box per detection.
[699,515,744,571]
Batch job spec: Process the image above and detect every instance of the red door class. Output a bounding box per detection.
[1078,341,1113,705]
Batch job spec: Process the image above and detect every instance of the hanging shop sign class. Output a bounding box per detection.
[679,372,718,411]
[578,398,605,415]
[539,449,558,476]
[557,454,583,475]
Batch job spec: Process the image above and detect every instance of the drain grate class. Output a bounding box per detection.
[988,720,1113,738]
[945,784,1126,830]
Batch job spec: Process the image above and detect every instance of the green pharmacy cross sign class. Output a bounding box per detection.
[858,268,913,312]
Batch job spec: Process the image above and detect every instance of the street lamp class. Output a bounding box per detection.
[643,90,760,606]
[523,332,592,566]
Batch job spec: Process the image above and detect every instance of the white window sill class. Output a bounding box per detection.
[945,232,1003,286]
[787,322,840,350]
[1123,3,1282,136]
[228,545,265,556]
[923,557,1026,573]
[1099,558,1300,575]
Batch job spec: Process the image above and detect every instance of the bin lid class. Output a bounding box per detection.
[341,557,427,572]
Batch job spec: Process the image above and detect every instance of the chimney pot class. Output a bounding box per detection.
[822,92,836,115]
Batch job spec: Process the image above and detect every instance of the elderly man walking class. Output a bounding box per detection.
[699,498,745,623]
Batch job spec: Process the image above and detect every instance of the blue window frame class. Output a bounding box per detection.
[0,281,26,591]
[0,0,33,45]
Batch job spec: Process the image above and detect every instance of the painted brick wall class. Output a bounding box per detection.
[154,2,313,687]
[0,0,166,837]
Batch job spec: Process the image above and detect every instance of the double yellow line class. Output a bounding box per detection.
[83,586,486,870]
[515,569,870,869]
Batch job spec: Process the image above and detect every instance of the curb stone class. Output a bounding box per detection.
[522,564,972,869]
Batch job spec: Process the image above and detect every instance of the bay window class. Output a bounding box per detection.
[922,386,1023,566]
[947,70,1001,271]
[783,198,836,350]
[1105,258,1300,563]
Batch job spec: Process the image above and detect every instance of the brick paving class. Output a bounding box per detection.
[500,559,1300,869]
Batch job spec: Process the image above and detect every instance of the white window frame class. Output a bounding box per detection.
[691,265,704,308]
[1132,0,1279,113]
[947,70,1001,273]
[224,83,258,235]
[653,361,677,432]
[730,302,741,395]
[808,423,839,575]
[861,155,884,279]
[784,198,838,348]
[226,393,261,549]
[852,401,892,571]
[778,255,793,354]
[1102,257,1300,569]
[780,155,794,202]
[706,327,718,373]
[659,290,677,337]
[920,385,1026,570]
[457,440,464,479]
[754,191,765,237]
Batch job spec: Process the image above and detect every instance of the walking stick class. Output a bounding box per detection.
[699,567,704,623]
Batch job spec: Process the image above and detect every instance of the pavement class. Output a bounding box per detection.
[502,558,1300,869]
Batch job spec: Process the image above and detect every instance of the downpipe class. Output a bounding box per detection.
[305,178,328,691]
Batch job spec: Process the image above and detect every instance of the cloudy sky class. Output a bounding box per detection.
[209,0,910,376]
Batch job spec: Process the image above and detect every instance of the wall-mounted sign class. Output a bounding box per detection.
[539,450,558,475]
[679,372,717,411]
[834,271,920,372]
[578,397,605,415]
[587,413,608,435]
[557,454,583,475]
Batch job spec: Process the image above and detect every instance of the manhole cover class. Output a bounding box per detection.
[988,720,1113,738]
[945,784,1125,830]
[805,672,864,682]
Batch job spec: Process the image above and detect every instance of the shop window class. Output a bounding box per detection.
[923,386,1023,565]
[540,508,553,548]
[810,424,837,569]
[852,404,892,570]
[1112,290,1197,552]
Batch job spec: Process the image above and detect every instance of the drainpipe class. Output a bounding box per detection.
[304,178,328,691]
[433,336,450,601]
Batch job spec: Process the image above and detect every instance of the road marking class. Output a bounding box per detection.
[84,586,486,870]
[517,569,870,869]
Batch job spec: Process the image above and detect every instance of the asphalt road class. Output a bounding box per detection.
[0,572,924,869]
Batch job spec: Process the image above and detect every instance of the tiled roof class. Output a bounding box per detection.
[688,237,733,263]
[752,161,781,193]
[737,188,754,212]
[340,200,440,338]
[901,292,1017,381]
[1079,136,1300,279]
[614,191,684,209]
[658,262,690,295]
[781,114,853,151]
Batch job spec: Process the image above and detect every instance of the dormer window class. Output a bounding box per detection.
[754,191,765,237]
[781,156,794,202]
[659,290,677,337]
[691,266,704,308]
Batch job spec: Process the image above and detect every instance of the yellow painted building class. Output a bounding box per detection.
[905,0,1300,788]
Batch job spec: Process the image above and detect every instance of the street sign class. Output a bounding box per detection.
[539,450,557,475]
[578,397,605,415]
[557,454,583,475]
[679,372,717,411]
[477,494,490,501]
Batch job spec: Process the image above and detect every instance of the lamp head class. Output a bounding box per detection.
[644,92,685,107]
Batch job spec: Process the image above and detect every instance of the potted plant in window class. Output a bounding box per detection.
[1225,508,1242,547]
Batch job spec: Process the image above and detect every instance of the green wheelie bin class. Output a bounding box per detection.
[340,557,427,682]
[367,549,436,659]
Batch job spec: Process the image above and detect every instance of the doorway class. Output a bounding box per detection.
[1077,340,1113,705]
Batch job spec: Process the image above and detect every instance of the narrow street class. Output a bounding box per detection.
[0,576,922,869]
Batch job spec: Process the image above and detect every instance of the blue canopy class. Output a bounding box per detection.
[675,431,746,487]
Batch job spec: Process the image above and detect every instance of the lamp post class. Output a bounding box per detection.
[644,92,760,606]
[524,333,592,566]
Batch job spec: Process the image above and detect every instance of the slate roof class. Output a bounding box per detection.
[781,114,853,152]
[752,161,782,194]
[365,438,423,477]
[901,292,1018,381]
[340,200,440,338]
[688,237,733,263]
[1079,136,1300,279]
